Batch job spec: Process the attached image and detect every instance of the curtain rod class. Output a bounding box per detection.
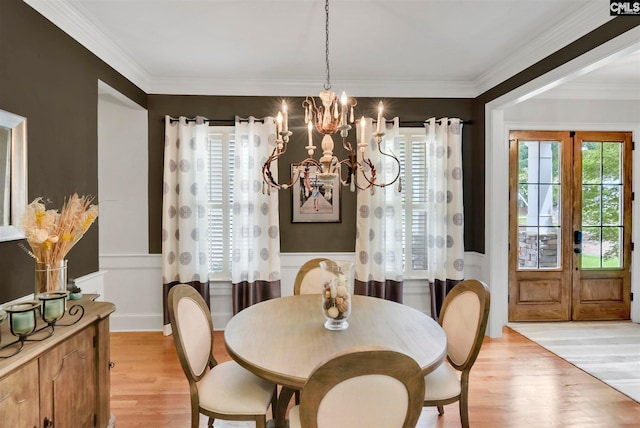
[166,118,469,126]
[166,118,264,124]
[391,119,471,126]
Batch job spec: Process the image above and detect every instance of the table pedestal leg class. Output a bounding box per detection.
[274,386,296,428]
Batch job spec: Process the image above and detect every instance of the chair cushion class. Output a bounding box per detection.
[442,291,481,366]
[291,376,409,428]
[423,362,461,401]
[198,360,274,415]
[289,405,302,428]
[299,268,326,294]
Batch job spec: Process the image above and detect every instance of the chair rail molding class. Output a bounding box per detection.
[100,251,484,331]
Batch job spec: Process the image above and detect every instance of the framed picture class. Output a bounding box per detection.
[292,165,341,223]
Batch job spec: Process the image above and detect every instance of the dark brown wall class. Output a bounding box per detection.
[147,96,475,254]
[0,0,146,302]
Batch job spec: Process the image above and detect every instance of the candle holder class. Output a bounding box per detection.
[0,301,40,358]
[36,291,85,329]
[38,291,69,325]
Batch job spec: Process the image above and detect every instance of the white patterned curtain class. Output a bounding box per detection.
[425,117,465,318]
[355,117,404,302]
[232,116,281,313]
[162,116,210,335]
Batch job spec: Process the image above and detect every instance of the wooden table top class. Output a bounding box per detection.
[224,294,447,390]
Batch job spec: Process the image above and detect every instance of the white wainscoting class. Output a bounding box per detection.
[99,254,163,331]
[100,251,485,332]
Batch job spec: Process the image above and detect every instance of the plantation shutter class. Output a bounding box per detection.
[206,128,234,278]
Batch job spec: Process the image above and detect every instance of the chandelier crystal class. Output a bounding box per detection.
[261,0,400,197]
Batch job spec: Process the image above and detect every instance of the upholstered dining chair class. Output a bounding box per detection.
[288,346,425,428]
[423,279,490,428]
[293,258,331,295]
[167,284,277,428]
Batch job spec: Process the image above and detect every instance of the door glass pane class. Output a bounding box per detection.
[518,141,538,183]
[517,139,562,271]
[581,227,601,268]
[518,226,538,269]
[582,185,601,226]
[602,226,622,268]
[581,141,601,184]
[539,226,560,269]
[538,184,560,226]
[518,184,537,226]
[602,185,622,226]
[602,142,622,184]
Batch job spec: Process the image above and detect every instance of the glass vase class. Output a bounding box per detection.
[320,260,354,330]
[35,260,67,295]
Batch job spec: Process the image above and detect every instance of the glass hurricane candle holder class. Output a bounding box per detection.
[37,291,69,324]
[35,260,68,295]
[320,260,354,330]
[5,301,40,338]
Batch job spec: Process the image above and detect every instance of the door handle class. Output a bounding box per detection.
[574,230,582,245]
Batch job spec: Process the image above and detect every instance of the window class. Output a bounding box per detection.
[206,126,234,279]
[397,128,429,276]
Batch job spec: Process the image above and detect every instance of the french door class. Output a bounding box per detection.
[508,130,632,321]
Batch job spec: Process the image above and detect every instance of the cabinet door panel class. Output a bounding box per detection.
[0,359,39,427]
[40,326,96,428]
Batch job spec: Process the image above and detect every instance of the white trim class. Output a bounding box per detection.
[535,81,640,100]
[99,253,162,269]
[485,28,640,338]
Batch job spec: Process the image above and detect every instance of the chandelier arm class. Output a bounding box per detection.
[262,149,282,189]
[335,158,357,186]
[357,145,402,189]
[375,140,402,187]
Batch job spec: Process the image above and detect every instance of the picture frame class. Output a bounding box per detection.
[292,165,341,223]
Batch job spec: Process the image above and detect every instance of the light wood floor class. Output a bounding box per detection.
[109,327,640,428]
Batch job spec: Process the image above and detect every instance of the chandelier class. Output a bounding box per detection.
[261,0,400,198]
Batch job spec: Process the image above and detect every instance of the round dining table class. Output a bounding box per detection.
[224,294,447,427]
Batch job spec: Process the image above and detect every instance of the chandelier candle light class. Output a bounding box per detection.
[261,0,400,197]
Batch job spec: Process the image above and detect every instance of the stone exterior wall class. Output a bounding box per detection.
[518,230,558,269]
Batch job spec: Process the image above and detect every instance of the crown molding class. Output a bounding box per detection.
[24,0,150,92]
[474,0,612,95]
[147,76,477,98]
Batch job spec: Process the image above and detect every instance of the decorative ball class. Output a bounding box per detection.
[336,285,348,297]
[336,299,349,313]
[327,306,339,319]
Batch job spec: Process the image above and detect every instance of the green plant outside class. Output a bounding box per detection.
[581,254,621,269]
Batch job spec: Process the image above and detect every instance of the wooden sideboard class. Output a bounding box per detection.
[0,296,115,428]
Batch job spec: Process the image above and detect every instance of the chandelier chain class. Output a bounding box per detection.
[324,0,331,90]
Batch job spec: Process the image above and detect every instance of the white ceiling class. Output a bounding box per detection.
[25,0,640,98]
